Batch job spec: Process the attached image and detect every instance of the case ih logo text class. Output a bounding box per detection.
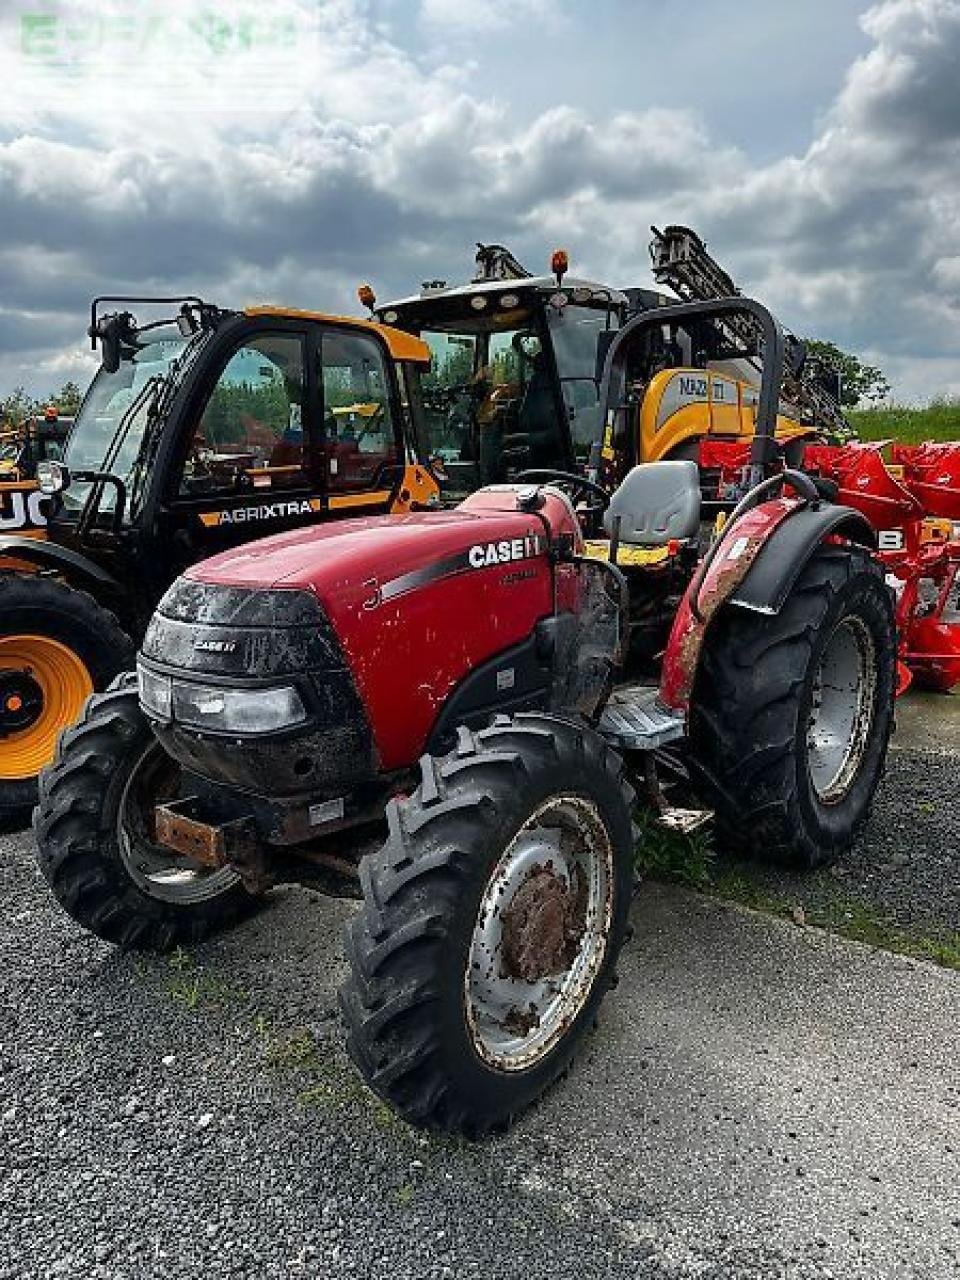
[468,535,543,568]
[199,497,322,528]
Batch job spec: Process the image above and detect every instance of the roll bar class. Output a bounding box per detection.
[598,296,787,486]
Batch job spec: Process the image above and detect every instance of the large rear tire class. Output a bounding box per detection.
[689,544,896,868]
[0,576,134,824]
[34,674,256,950]
[340,713,635,1137]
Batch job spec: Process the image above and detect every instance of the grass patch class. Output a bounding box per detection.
[130,947,243,1010]
[163,947,242,1010]
[713,867,960,970]
[637,826,960,971]
[708,866,788,916]
[848,398,960,445]
[633,810,714,889]
[261,1025,409,1132]
[264,1027,324,1072]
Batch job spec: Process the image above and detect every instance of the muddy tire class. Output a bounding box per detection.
[689,544,896,868]
[0,576,134,825]
[340,713,635,1137]
[33,674,256,950]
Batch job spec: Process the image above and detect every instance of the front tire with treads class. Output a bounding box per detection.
[688,544,896,868]
[340,712,635,1137]
[33,674,257,950]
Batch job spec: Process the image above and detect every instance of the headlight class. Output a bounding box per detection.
[138,665,172,721]
[172,682,307,734]
[137,663,307,734]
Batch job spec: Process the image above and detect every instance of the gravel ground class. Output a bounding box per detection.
[3,772,959,1279]
[709,692,960,938]
[1,841,662,1280]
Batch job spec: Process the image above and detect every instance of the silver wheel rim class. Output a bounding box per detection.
[118,741,241,904]
[464,795,614,1072]
[806,616,877,803]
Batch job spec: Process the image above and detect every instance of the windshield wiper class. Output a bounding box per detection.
[126,330,208,514]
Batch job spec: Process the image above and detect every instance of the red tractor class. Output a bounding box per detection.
[34,299,897,1135]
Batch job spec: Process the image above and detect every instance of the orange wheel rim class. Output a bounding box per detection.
[0,636,93,780]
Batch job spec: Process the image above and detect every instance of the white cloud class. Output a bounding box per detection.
[0,0,958,403]
[419,0,554,32]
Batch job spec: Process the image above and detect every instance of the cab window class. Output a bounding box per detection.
[548,305,613,462]
[419,320,566,499]
[179,333,307,496]
[319,331,401,492]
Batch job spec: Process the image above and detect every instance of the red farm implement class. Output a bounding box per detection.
[701,438,960,693]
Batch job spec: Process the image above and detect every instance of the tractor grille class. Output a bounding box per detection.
[141,581,344,678]
[139,578,377,796]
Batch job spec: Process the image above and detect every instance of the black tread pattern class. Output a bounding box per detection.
[340,712,635,1137]
[688,545,896,868]
[0,575,135,818]
[33,676,254,951]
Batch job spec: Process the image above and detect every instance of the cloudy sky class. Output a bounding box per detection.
[1,0,958,402]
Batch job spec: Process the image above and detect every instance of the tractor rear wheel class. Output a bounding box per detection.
[340,713,635,1137]
[0,576,134,825]
[689,544,896,868]
[33,674,256,950]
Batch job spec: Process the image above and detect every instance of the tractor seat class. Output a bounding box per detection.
[602,460,701,547]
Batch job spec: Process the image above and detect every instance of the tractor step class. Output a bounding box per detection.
[599,684,685,750]
[654,805,713,835]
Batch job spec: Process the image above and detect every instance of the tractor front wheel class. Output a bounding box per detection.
[340,713,635,1137]
[0,576,134,825]
[689,544,896,868]
[34,675,257,950]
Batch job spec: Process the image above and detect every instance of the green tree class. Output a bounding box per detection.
[0,386,38,426]
[802,339,891,407]
[423,342,474,391]
[48,380,82,415]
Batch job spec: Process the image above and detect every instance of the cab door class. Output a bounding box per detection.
[154,319,412,581]
[316,326,407,518]
[158,323,324,573]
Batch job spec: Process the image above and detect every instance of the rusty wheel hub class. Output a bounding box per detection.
[500,862,588,983]
[464,795,614,1072]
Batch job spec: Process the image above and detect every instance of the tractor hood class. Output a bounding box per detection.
[181,486,580,612]
[186,510,539,595]
[145,488,583,774]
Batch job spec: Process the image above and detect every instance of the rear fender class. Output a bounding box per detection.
[660,500,876,714]
[730,503,876,614]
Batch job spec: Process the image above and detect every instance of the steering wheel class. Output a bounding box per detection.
[515,468,610,520]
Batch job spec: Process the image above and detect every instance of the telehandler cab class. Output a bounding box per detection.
[36,297,897,1136]
[0,407,73,483]
[0,297,439,819]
